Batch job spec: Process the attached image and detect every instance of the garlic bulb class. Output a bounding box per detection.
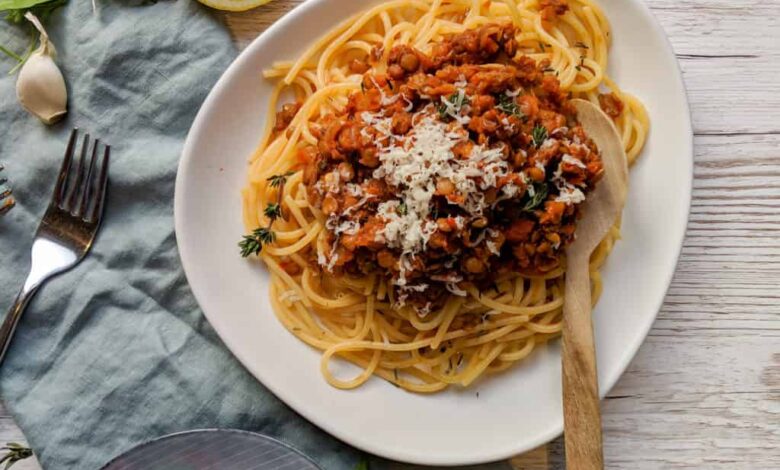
[16,13,67,125]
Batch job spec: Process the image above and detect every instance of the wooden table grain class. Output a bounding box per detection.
[4,1,778,469]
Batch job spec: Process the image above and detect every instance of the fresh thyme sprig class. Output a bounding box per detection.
[522,183,549,212]
[239,228,276,257]
[437,92,469,120]
[238,171,294,257]
[496,94,525,119]
[267,171,294,188]
[532,124,548,148]
[264,202,282,220]
[0,443,33,469]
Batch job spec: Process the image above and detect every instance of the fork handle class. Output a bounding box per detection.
[0,288,37,366]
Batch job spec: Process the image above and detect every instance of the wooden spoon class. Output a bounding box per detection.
[561,99,629,470]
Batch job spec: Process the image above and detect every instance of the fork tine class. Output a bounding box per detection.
[0,164,5,186]
[88,144,110,223]
[66,133,90,212]
[76,139,100,219]
[0,188,11,200]
[53,129,79,207]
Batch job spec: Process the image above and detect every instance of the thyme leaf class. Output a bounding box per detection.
[267,171,295,188]
[532,125,548,148]
[522,183,549,212]
[239,228,276,257]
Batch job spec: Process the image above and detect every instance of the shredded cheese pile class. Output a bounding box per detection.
[368,114,515,285]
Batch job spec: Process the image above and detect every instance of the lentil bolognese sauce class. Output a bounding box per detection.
[304,26,604,311]
[241,0,649,393]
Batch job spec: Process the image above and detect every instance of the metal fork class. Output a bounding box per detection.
[0,129,110,365]
[0,164,14,215]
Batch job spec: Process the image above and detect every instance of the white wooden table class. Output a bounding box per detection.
[4,1,778,468]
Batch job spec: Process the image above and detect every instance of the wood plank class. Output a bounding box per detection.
[602,129,780,468]
[604,337,779,469]
[222,1,304,49]
[616,0,780,135]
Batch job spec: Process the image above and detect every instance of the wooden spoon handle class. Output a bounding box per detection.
[562,254,604,470]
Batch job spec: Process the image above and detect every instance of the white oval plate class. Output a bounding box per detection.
[175,0,692,465]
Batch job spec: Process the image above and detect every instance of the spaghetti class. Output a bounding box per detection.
[241,0,649,393]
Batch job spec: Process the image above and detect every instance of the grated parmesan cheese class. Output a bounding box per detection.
[402,94,414,112]
[552,157,587,205]
[346,93,575,290]
[561,154,587,169]
[505,88,522,97]
[325,244,340,272]
[345,183,363,197]
[363,114,516,284]
[446,282,468,297]
[555,185,586,205]
[418,302,433,317]
[438,89,472,125]
[361,112,394,141]
[486,229,501,256]
[400,283,429,293]
[369,75,401,107]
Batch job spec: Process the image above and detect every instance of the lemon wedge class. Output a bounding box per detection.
[196,0,272,12]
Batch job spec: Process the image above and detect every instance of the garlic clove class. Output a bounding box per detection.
[15,12,68,125]
[17,53,68,124]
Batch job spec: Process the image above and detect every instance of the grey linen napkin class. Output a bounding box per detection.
[0,2,357,469]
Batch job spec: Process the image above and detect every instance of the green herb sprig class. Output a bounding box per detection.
[522,183,549,212]
[532,125,548,148]
[2,0,66,23]
[239,171,294,257]
[263,202,282,220]
[267,171,294,188]
[437,92,469,120]
[354,459,369,470]
[496,94,524,119]
[239,228,276,258]
[0,0,67,73]
[0,443,32,469]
